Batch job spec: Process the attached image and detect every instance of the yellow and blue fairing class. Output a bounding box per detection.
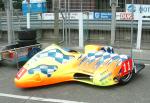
[14,44,138,88]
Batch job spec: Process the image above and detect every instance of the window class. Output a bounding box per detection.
[96,0,111,11]
[95,0,126,12]
[47,0,53,12]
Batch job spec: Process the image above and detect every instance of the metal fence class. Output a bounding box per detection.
[0,0,150,63]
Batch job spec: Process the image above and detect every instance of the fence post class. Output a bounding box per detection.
[110,0,117,45]
[79,12,84,48]
[4,0,14,44]
[54,0,60,44]
[110,0,118,46]
[136,15,142,49]
[26,0,30,29]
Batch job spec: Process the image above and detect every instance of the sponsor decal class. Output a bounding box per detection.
[100,72,112,81]
[16,67,27,80]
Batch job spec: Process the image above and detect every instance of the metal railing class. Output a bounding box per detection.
[1,15,150,31]
[1,14,150,31]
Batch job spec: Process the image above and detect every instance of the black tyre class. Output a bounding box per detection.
[18,30,36,40]
[18,40,37,46]
[119,72,133,85]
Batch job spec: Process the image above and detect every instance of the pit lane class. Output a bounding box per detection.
[0,61,150,103]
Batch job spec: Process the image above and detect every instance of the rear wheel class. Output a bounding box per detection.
[119,72,133,85]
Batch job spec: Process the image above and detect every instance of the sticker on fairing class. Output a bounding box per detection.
[16,67,27,80]
[120,59,133,77]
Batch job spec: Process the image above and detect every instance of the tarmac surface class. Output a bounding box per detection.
[0,41,150,103]
[0,62,150,103]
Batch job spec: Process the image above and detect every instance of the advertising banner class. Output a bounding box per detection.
[38,11,150,21]
[38,12,94,20]
[126,4,150,16]
[94,12,112,20]
[116,12,133,20]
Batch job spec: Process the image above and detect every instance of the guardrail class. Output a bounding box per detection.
[1,15,150,31]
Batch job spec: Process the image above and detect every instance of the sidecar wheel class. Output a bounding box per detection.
[119,72,133,85]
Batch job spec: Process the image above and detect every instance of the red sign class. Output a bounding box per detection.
[120,12,133,20]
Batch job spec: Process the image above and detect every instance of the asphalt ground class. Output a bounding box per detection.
[0,59,150,103]
[0,41,150,103]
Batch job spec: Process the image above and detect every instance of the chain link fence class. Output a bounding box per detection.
[0,0,150,63]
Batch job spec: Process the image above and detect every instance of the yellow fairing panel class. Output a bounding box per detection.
[14,44,131,88]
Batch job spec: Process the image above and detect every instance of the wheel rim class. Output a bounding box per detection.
[121,72,132,82]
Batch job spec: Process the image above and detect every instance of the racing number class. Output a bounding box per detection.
[121,59,132,76]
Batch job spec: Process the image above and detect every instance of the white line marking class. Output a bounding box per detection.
[132,49,143,52]
[0,93,86,103]
[145,64,150,66]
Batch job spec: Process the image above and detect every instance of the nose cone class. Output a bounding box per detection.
[14,67,42,88]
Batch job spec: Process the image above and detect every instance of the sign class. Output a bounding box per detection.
[94,12,112,20]
[116,12,133,20]
[126,4,150,15]
[41,13,54,20]
[38,12,94,20]
[38,11,150,21]
[88,12,94,19]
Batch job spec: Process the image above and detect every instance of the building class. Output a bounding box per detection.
[50,0,150,12]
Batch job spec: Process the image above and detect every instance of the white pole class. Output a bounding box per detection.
[27,13,30,29]
[111,1,117,45]
[5,0,14,44]
[136,15,142,49]
[79,12,84,48]
[27,2,30,29]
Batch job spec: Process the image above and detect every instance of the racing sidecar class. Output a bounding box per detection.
[14,44,145,88]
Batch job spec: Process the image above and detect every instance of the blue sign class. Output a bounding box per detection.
[127,4,136,12]
[94,12,112,20]
[22,0,47,15]
[126,4,150,14]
